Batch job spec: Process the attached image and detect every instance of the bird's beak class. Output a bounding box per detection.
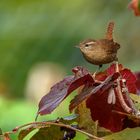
[74,45,80,48]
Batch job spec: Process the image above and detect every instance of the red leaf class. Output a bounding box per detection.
[38,66,94,115]
[69,72,119,112]
[86,64,137,132]
[106,63,123,75]
[86,90,126,132]
[107,64,137,93]
[135,72,140,95]
[120,69,137,93]
[95,72,107,81]
[128,0,140,16]
[123,116,140,129]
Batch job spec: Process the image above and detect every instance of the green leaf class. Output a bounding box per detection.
[59,114,78,125]
[18,127,35,140]
[0,128,2,135]
[103,127,140,140]
[29,116,78,139]
[76,101,98,136]
[130,93,140,109]
[30,126,64,140]
[138,0,140,10]
[130,93,140,103]
[18,115,78,140]
[75,88,111,137]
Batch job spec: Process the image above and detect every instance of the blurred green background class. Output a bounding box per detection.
[0,0,140,139]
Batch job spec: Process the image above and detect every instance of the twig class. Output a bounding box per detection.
[115,62,132,113]
[112,110,140,119]
[121,80,139,115]
[4,121,104,140]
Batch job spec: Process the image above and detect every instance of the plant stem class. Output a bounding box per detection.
[121,81,139,115]
[115,62,132,113]
[5,121,104,140]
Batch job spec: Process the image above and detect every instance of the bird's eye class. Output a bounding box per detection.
[85,44,89,47]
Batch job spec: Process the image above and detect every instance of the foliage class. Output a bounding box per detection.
[103,127,140,140]
[1,1,140,140]
[1,62,140,139]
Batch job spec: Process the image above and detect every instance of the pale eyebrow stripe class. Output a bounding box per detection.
[86,41,96,45]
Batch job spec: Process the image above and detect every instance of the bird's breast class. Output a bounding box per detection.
[82,49,117,65]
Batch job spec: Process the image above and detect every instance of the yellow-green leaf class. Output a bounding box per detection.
[103,127,140,140]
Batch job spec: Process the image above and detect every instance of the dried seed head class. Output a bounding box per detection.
[107,88,116,105]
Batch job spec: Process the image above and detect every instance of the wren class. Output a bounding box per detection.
[77,22,120,67]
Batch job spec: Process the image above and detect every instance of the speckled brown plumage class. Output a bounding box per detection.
[77,22,120,66]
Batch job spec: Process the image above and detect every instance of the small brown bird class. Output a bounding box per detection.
[77,22,120,68]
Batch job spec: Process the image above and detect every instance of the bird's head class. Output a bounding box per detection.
[77,39,97,53]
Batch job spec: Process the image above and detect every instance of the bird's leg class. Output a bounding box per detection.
[92,65,103,80]
[115,60,119,72]
[99,64,103,70]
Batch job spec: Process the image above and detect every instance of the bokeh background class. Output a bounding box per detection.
[0,0,140,139]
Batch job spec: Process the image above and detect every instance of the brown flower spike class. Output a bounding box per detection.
[77,22,120,67]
